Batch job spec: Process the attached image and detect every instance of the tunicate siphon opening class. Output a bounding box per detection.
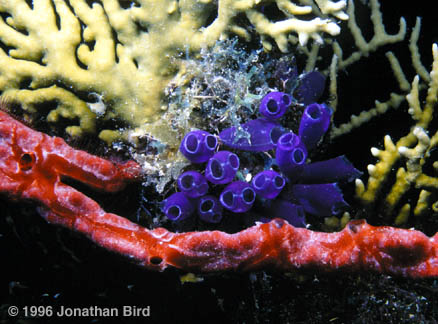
[222,191,234,208]
[267,99,279,114]
[206,135,218,150]
[185,134,198,153]
[274,175,285,188]
[200,199,214,212]
[242,188,255,204]
[270,126,284,144]
[280,132,293,145]
[254,174,266,189]
[180,174,194,189]
[210,160,223,179]
[228,154,239,169]
[167,206,181,219]
[307,104,321,119]
[292,149,305,164]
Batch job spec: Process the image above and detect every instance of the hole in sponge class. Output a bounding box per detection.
[19,152,35,171]
[150,256,163,265]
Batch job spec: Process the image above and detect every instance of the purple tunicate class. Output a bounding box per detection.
[299,103,332,151]
[297,155,363,184]
[220,181,256,213]
[219,118,288,152]
[267,200,306,227]
[251,170,285,199]
[205,151,239,185]
[291,183,349,217]
[259,92,292,120]
[163,192,195,221]
[198,195,223,223]
[180,130,218,163]
[275,132,307,179]
[177,171,209,198]
[295,71,326,105]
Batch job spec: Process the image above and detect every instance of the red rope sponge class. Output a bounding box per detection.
[1,109,437,277]
[65,213,438,278]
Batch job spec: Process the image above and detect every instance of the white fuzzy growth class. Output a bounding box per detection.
[367,164,377,176]
[87,93,106,116]
[370,147,380,157]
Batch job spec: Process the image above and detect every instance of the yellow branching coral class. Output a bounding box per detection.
[0,0,346,144]
[281,0,414,229]
[356,44,438,225]
[326,0,407,128]
[288,0,407,127]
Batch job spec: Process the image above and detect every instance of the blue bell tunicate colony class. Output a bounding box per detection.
[163,74,362,228]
